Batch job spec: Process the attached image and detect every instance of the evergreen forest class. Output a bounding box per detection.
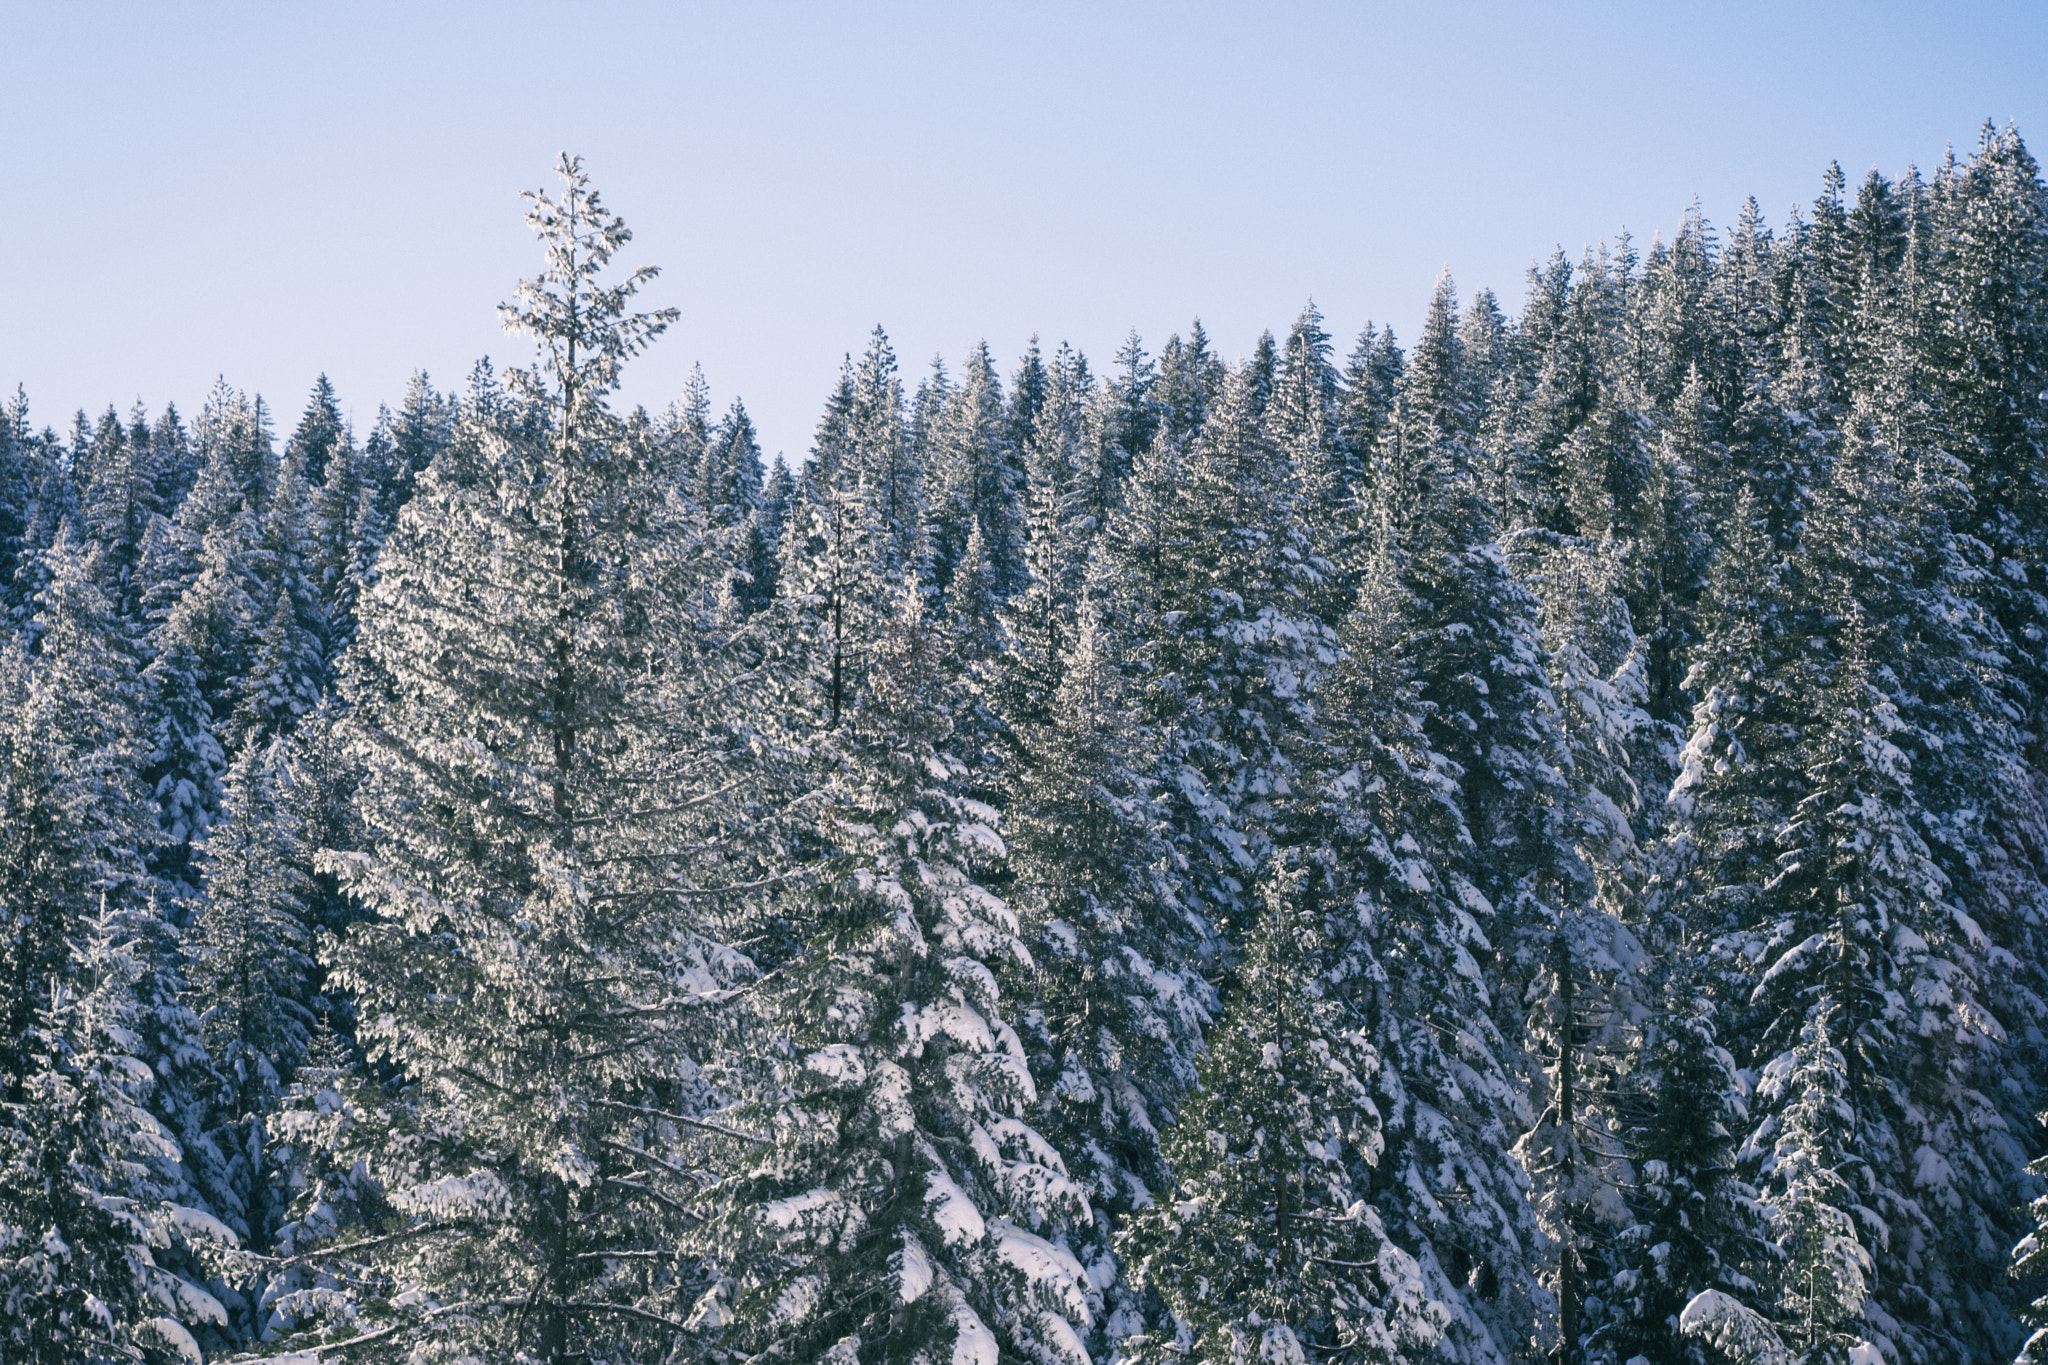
[8,130,2048,1365]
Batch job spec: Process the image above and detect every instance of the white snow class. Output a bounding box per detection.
[804,1043,868,1086]
[992,1219,1090,1322]
[925,1167,986,1246]
[894,1233,935,1304]
[1678,1289,1791,1365]
[949,1299,1000,1365]
[146,1317,204,1364]
[391,1170,511,1220]
[761,1186,847,1231]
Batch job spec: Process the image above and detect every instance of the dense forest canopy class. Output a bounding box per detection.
[5,130,2048,1365]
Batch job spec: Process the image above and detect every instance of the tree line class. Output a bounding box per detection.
[4,132,2048,1364]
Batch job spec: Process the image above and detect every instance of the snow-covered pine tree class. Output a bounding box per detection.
[1927,125,2048,723]
[2017,1126,2048,1364]
[849,326,925,583]
[284,155,760,1363]
[8,449,83,633]
[183,741,316,1249]
[706,584,1095,1365]
[924,340,1023,607]
[286,374,345,487]
[79,404,160,617]
[997,341,1095,732]
[1081,329,1159,526]
[1597,954,1773,1365]
[999,595,1211,1352]
[1750,1015,1876,1365]
[138,525,255,900]
[1120,861,1447,1365]
[702,397,765,529]
[1311,519,1545,1365]
[1152,321,1224,449]
[147,401,197,521]
[0,388,46,628]
[307,420,371,653]
[227,446,327,752]
[1336,322,1403,510]
[1,533,164,1103]
[0,903,238,1365]
[0,535,232,1362]
[657,362,714,495]
[1089,361,1334,943]
[382,369,453,510]
[1265,302,1353,621]
[777,421,893,730]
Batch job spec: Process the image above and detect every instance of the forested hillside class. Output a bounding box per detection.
[5,131,2048,1365]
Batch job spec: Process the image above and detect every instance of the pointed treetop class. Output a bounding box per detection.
[499,153,679,415]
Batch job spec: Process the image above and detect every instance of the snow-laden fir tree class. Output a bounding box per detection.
[1585,936,1772,1365]
[1119,861,1447,1365]
[778,368,895,729]
[998,596,1212,1353]
[0,904,240,1365]
[1,533,163,1105]
[996,341,1096,732]
[1088,361,1335,943]
[183,740,316,1250]
[705,585,1096,1365]
[1754,1014,1879,1365]
[925,340,1023,604]
[281,155,762,1364]
[2016,1123,2048,1364]
[1311,521,1545,1365]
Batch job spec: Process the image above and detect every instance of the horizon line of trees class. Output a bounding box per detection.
[5,128,2048,1365]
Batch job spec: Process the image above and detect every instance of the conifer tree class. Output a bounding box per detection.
[1120,863,1447,1365]
[1000,598,1210,1351]
[1266,302,1352,614]
[0,904,237,1365]
[285,155,757,1363]
[384,369,452,507]
[1598,962,1773,1365]
[184,742,316,1245]
[1,534,162,1100]
[0,388,44,627]
[1000,342,1095,730]
[2016,1129,2048,1365]
[778,439,891,730]
[1751,1016,1876,1365]
[851,326,924,581]
[1090,364,1333,941]
[708,588,1094,1365]
[80,404,158,615]
[703,397,765,526]
[926,340,1023,603]
[1313,523,1547,1365]
[286,374,345,486]
[1337,322,1403,501]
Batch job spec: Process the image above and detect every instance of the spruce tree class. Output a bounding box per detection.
[184,742,316,1245]
[2017,1127,2048,1365]
[0,905,237,1365]
[1089,363,1333,942]
[1313,522,1546,1365]
[286,374,345,486]
[284,155,758,1363]
[1000,598,1211,1352]
[1120,863,1447,1365]
[707,588,1095,1365]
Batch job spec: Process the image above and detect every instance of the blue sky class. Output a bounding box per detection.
[5,1,2044,463]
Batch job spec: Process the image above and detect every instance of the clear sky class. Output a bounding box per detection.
[5,1,2045,464]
